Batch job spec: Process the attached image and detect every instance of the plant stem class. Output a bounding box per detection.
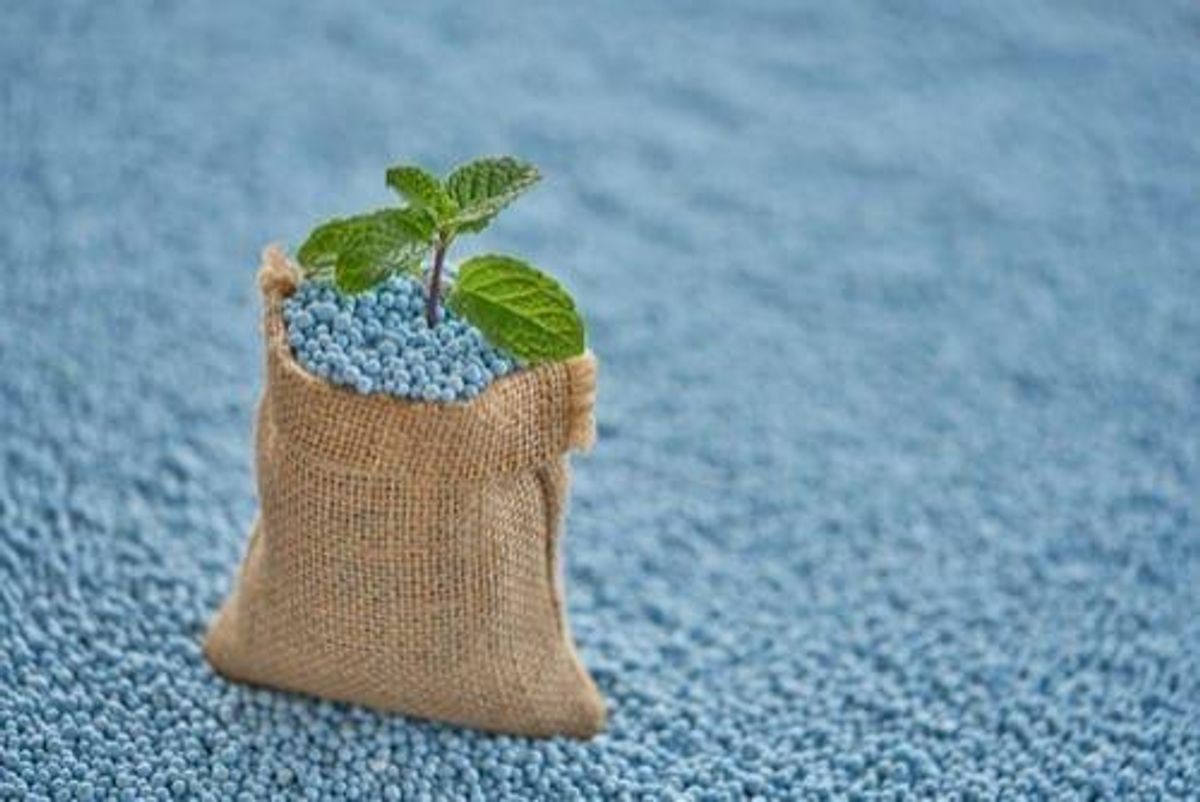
[426,238,448,327]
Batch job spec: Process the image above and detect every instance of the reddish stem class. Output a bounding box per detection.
[425,240,447,327]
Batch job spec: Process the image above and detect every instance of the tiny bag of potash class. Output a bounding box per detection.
[204,246,606,738]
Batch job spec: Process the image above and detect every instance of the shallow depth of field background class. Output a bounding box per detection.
[2,2,1199,799]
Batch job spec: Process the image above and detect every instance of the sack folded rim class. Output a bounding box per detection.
[257,244,597,478]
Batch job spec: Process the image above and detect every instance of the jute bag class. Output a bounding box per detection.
[204,246,606,738]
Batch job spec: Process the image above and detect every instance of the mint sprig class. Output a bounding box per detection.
[296,156,585,364]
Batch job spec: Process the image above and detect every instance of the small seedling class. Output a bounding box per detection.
[297,157,584,363]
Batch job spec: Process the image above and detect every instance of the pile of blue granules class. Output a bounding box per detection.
[282,274,519,403]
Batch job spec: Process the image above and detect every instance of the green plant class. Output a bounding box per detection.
[297,157,585,363]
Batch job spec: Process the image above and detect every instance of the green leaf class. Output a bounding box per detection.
[297,219,350,279]
[448,254,584,363]
[335,245,394,294]
[385,165,458,222]
[445,157,540,234]
[298,208,432,289]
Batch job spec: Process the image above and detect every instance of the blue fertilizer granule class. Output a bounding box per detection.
[3,1,1200,800]
[282,274,520,403]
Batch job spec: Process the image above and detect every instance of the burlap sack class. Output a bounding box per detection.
[204,246,605,738]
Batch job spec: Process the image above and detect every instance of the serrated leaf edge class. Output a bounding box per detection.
[450,254,584,361]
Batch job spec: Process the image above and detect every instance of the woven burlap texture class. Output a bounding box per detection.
[204,245,605,738]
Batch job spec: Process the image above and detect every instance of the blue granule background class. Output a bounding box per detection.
[2,2,1198,799]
